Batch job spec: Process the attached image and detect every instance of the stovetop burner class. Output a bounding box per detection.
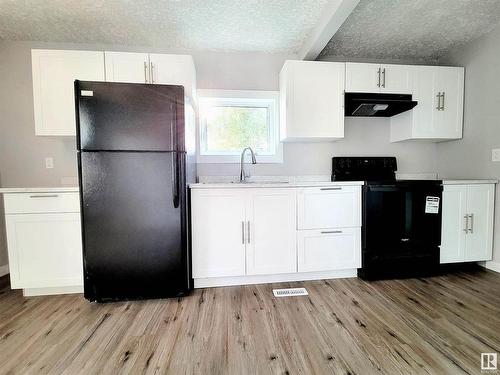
[332,156,397,182]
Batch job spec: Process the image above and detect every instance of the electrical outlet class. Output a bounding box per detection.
[45,157,54,169]
[492,149,500,162]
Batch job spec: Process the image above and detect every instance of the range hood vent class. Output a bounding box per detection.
[345,93,418,117]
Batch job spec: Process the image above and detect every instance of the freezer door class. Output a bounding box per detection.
[79,151,188,301]
[76,81,185,152]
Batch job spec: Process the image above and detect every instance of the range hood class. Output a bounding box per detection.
[345,93,417,117]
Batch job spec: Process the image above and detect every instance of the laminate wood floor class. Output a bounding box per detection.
[0,269,499,374]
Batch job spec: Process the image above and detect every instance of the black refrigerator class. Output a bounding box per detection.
[75,81,195,302]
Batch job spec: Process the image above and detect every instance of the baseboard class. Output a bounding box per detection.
[0,264,9,278]
[194,269,357,288]
[22,285,83,297]
[483,260,500,273]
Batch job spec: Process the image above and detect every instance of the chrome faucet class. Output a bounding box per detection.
[239,147,257,182]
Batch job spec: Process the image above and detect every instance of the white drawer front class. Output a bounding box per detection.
[297,186,361,229]
[4,192,80,214]
[298,228,361,272]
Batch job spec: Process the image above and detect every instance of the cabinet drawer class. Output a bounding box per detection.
[4,192,80,214]
[297,186,361,229]
[298,228,361,272]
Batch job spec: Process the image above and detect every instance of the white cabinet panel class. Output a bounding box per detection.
[191,189,246,278]
[345,63,381,93]
[6,213,83,289]
[297,186,361,229]
[150,54,197,101]
[104,52,149,83]
[4,192,79,214]
[435,67,464,139]
[32,49,104,136]
[381,64,412,94]
[298,228,361,272]
[246,189,296,275]
[465,184,494,262]
[280,60,345,141]
[440,183,495,264]
[440,185,467,263]
[391,66,464,142]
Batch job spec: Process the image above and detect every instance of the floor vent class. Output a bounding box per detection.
[273,288,308,297]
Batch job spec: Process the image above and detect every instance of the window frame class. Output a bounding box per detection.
[196,89,283,164]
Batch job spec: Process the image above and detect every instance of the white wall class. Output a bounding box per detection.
[0,40,439,189]
[437,24,500,266]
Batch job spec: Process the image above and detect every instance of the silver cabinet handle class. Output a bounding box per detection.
[29,194,59,198]
[377,67,381,87]
[441,92,445,110]
[468,214,474,233]
[247,221,251,244]
[241,221,245,244]
[320,187,342,191]
[144,61,148,83]
[382,68,386,88]
[321,230,343,234]
[436,92,441,110]
[463,214,469,233]
[150,62,155,84]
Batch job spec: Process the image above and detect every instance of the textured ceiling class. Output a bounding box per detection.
[0,0,328,53]
[319,0,500,61]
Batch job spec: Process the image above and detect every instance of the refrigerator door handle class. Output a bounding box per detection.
[172,154,180,208]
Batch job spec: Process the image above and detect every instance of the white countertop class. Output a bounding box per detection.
[0,187,79,194]
[190,181,364,189]
[442,179,498,185]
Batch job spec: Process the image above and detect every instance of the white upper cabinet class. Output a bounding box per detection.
[440,183,495,264]
[104,52,197,102]
[345,63,412,94]
[280,60,345,141]
[149,54,197,102]
[31,49,105,136]
[104,52,150,83]
[390,66,464,142]
[382,64,413,94]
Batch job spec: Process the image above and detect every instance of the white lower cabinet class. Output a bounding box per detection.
[298,228,361,272]
[246,189,296,275]
[191,185,363,286]
[191,188,297,278]
[297,186,361,229]
[2,192,83,292]
[191,189,246,278]
[440,184,495,263]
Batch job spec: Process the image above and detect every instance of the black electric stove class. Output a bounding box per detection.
[332,157,443,280]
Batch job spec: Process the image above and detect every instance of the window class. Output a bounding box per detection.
[197,90,282,163]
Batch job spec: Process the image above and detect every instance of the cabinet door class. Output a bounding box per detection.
[298,228,361,272]
[435,67,464,139]
[149,54,197,101]
[345,63,381,93]
[104,52,150,83]
[281,60,344,140]
[410,66,438,137]
[5,213,83,289]
[32,49,104,136]
[246,189,296,275]
[380,64,413,94]
[440,185,467,263]
[191,189,246,278]
[297,186,361,229]
[465,184,495,262]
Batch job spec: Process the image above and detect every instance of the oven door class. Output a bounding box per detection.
[361,182,442,279]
